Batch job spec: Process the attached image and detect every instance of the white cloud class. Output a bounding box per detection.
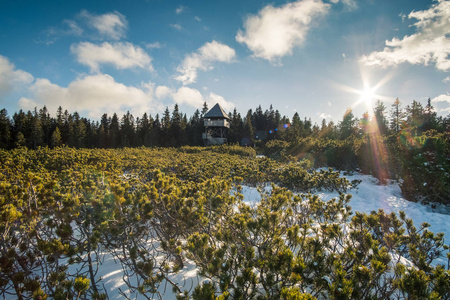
[155,85,173,99]
[19,74,161,118]
[172,86,205,107]
[146,42,162,49]
[63,19,84,36]
[71,41,153,73]
[80,10,127,40]
[206,92,235,112]
[175,40,236,85]
[331,0,357,9]
[319,113,331,119]
[443,76,450,83]
[176,6,186,14]
[165,86,235,111]
[170,24,183,31]
[0,55,34,97]
[360,0,450,71]
[195,16,202,22]
[431,93,450,114]
[236,0,330,62]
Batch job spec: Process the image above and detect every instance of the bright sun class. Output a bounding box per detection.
[360,87,376,104]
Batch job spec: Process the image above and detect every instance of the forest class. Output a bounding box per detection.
[0,99,448,150]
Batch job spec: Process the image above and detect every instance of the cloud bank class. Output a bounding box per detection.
[19,74,160,118]
[0,56,34,98]
[236,0,330,62]
[360,0,450,71]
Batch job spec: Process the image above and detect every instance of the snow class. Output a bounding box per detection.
[317,172,450,244]
[8,172,448,299]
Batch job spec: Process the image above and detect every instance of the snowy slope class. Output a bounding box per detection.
[62,173,450,299]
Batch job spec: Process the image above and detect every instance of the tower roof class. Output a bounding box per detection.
[203,103,230,120]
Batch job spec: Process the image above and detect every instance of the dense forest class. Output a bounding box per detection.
[0,98,448,149]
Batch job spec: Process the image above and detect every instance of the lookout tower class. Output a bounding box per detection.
[202,103,230,145]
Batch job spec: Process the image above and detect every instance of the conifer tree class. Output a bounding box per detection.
[339,108,358,139]
[137,112,153,147]
[406,100,425,134]
[201,102,208,117]
[242,109,254,146]
[51,127,62,147]
[389,98,404,133]
[170,104,182,147]
[120,111,135,147]
[153,114,162,146]
[373,100,389,135]
[110,113,120,148]
[28,108,43,148]
[423,98,439,132]
[72,112,86,148]
[0,109,11,149]
[228,108,244,144]
[188,109,203,146]
[99,113,110,148]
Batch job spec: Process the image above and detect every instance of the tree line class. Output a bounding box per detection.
[0,98,447,149]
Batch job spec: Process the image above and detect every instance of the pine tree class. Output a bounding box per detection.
[28,108,43,148]
[99,113,110,148]
[373,100,389,135]
[188,109,203,146]
[389,98,404,134]
[339,108,357,139]
[228,108,244,144]
[73,112,86,148]
[110,113,120,148]
[14,131,26,147]
[120,111,135,147]
[153,114,162,146]
[169,104,182,147]
[242,110,254,146]
[423,98,439,132]
[51,127,62,147]
[137,113,153,147]
[201,102,208,117]
[0,109,11,149]
[289,112,302,141]
[406,100,425,135]
[39,106,52,145]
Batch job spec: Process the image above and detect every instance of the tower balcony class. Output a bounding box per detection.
[204,119,230,128]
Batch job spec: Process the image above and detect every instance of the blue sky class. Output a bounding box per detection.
[0,0,449,124]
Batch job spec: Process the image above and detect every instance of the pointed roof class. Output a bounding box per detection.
[203,103,230,120]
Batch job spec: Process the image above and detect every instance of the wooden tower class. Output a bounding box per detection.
[202,103,230,145]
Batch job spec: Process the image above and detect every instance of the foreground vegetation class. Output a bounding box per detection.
[0,146,448,299]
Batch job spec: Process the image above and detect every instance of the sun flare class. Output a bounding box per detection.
[359,86,376,105]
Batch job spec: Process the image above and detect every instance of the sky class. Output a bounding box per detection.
[0,0,449,124]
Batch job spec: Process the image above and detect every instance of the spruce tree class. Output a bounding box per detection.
[0,109,11,149]
[373,100,389,135]
[389,98,404,133]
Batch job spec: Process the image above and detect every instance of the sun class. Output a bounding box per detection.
[359,86,376,105]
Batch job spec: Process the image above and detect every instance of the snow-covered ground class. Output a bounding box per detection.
[15,172,449,299]
[241,173,450,244]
